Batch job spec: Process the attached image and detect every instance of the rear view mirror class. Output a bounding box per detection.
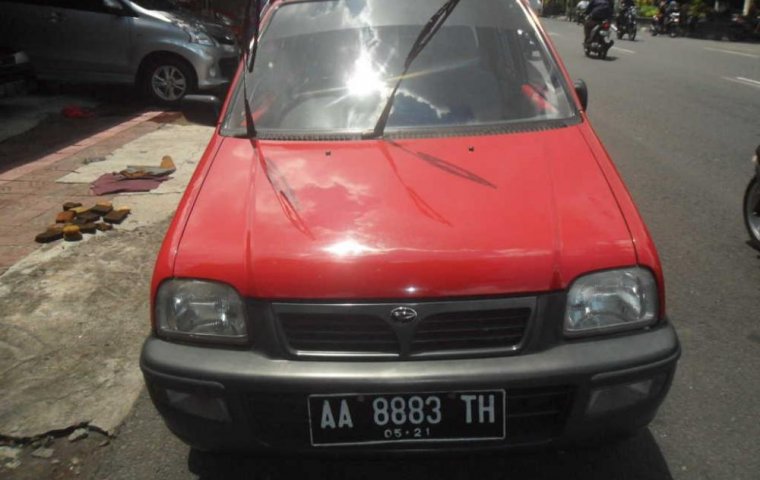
[182,95,222,126]
[103,0,126,14]
[574,79,588,111]
[517,31,542,61]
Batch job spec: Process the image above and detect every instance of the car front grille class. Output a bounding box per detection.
[212,34,236,46]
[273,298,534,359]
[410,308,530,353]
[218,57,239,80]
[246,385,574,448]
[279,313,399,354]
[505,385,575,443]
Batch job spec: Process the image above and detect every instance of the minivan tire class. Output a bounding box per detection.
[743,176,760,248]
[141,55,197,106]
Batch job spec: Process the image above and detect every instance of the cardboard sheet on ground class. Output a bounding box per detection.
[90,173,171,195]
[57,123,210,197]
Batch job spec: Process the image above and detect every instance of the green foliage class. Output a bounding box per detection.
[639,5,659,17]
[688,0,707,17]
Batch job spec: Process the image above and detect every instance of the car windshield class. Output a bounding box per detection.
[129,0,178,11]
[223,0,577,139]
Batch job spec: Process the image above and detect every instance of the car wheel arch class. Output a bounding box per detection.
[136,51,198,101]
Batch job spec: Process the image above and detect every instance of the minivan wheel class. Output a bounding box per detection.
[143,56,196,105]
[743,176,760,247]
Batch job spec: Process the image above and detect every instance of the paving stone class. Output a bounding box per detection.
[68,428,89,442]
[63,225,82,241]
[0,445,21,461]
[31,448,54,459]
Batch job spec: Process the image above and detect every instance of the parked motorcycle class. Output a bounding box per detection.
[729,14,760,42]
[584,20,614,59]
[743,145,760,248]
[651,11,680,37]
[616,6,638,40]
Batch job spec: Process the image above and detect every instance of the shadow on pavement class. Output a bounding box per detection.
[0,84,171,174]
[187,429,672,480]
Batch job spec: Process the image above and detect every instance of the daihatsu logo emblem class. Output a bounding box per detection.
[390,307,417,324]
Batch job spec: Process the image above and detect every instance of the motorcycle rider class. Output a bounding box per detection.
[616,0,635,30]
[665,0,680,30]
[584,0,614,46]
[655,0,667,32]
[575,0,590,23]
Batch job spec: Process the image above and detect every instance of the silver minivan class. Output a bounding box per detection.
[0,0,240,103]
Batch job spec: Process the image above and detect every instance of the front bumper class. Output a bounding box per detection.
[181,43,239,90]
[0,52,34,98]
[140,322,679,453]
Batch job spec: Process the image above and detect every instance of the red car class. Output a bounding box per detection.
[141,0,679,452]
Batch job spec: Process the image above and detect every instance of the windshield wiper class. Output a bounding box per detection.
[362,0,462,140]
[237,0,261,139]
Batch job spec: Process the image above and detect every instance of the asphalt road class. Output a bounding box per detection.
[86,20,760,480]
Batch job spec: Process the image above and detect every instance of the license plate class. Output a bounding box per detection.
[307,390,505,446]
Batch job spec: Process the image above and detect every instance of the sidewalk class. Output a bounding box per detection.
[0,111,213,444]
[0,110,179,275]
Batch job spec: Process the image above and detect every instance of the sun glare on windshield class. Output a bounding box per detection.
[346,51,387,98]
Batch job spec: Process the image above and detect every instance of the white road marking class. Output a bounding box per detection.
[704,47,760,59]
[737,77,760,86]
[611,46,636,54]
[548,31,562,36]
[723,76,760,89]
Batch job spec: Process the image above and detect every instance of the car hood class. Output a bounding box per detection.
[175,126,637,299]
[140,7,228,35]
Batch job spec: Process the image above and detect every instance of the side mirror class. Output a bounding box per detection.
[574,79,588,111]
[181,95,222,126]
[103,0,126,14]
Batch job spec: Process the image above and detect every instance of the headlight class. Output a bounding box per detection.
[564,267,658,336]
[155,279,247,344]
[174,21,216,46]
[188,29,215,46]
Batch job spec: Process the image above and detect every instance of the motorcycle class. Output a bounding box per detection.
[584,20,614,59]
[729,14,760,42]
[651,11,680,37]
[616,6,638,40]
[743,145,760,248]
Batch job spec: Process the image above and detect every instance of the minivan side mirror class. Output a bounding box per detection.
[182,95,222,126]
[103,0,126,14]
[574,79,588,111]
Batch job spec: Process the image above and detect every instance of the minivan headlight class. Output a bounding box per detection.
[564,268,658,336]
[156,279,247,344]
[188,30,215,46]
[174,21,216,46]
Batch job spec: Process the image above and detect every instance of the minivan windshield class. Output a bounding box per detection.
[224,0,577,139]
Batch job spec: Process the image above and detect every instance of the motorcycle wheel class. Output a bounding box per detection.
[630,28,637,41]
[669,25,678,37]
[744,176,760,247]
[651,27,658,36]
[617,30,623,39]
[728,29,744,42]
[584,47,591,57]
[600,48,608,60]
